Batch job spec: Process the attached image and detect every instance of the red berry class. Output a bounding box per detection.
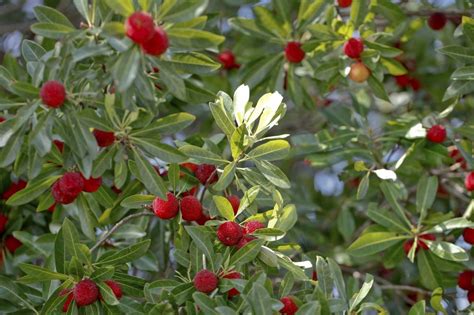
[227,195,240,214]
[395,75,411,88]
[180,196,203,221]
[93,129,115,147]
[449,148,467,169]
[52,182,77,205]
[403,239,414,255]
[217,221,243,246]
[410,78,421,91]
[53,140,64,153]
[223,271,241,298]
[59,289,73,313]
[196,213,211,225]
[463,228,474,244]
[280,296,298,315]
[195,164,218,185]
[125,11,155,44]
[0,214,8,233]
[40,80,66,108]
[181,162,198,174]
[218,51,240,70]
[349,62,370,83]
[337,0,352,8]
[469,290,474,303]
[243,220,265,234]
[153,192,179,219]
[236,235,256,249]
[426,125,446,143]
[458,270,474,290]
[74,279,99,307]
[52,172,84,205]
[182,186,198,197]
[104,280,122,300]
[5,235,22,253]
[141,26,169,56]
[418,233,435,250]
[428,12,447,31]
[193,269,218,293]
[2,180,27,200]
[312,271,318,281]
[0,117,5,123]
[284,41,305,63]
[343,38,364,59]
[81,175,102,193]
[465,172,474,192]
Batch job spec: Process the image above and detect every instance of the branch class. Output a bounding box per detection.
[378,284,431,295]
[91,211,154,252]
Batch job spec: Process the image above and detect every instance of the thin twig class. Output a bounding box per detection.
[378,284,431,295]
[91,211,154,252]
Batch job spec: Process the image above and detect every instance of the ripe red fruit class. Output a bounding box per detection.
[218,51,240,70]
[426,125,446,143]
[243,220,265,234]
[125,11,155,44]
[153,192,179,219]
[343,38,364,59]
[465,172,474,192]
[196,213,211,225]
[403,234,435,255]
[180,195,203,221]
[182,186,198,197]
[0,117,5,123]
[74,279,99,307]
[227,195,240,214]
[312,271,318,281]
[0,214,8,233]
[93,129,115,147]
[223,271,241,298]
[195,164,218,185]
[81,175,102,193]
[40,80,66,108]
[5,235,22,253]
[469,290,474,303]
[284,41,305,63]
[59,289,73,313]
[410,78,421,91]
[236,235,256,249]
[2,180,27,200]
[449,148,467,169]
[217,221,243,246]
[141,26,169,56]
[193,269,218,293]
[52,172,84,205]
[104,280,122,300]
[463,228,474,244]
[53,140,64,153]
[349,62,370,83]
[181,162,198,174]
[280,296,298,315]
[337,0,352,8]
[458,270,474,290]
[428,12,447,31]
[395,75,411,88]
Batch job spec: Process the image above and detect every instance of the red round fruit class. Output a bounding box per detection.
[0,214,8,234]
[59,289,74,313]
[312,271,318,281]
[125,11,155,44]
[469,290,474,303]
[236,235,256,249]
[52,181,77,205]
[426,125,446,143]
[463,228,474,244]
[284,41,305,63]
[81,175,102,193]
[104,280,122,300]
[410,78,421,91]
[195,164,218,185]
[153,192,179,219]
[53,140,64,153]
[193,269,218,293]
[280,296,298,315]
[40,80,66,108]
[0,117,5,123]
[196,213,211,225]
[223,271,241,298]
[395,75,411,88]
[465,172,474,192]
[93,129,115,147]
[458,270,474,290]
[52,172,84,205]
[218,51,240,70]
[227,195,240,214]
[182,186,198,197]
[243,220,265,234]
[141,26,169,56]
[5,235,22,253]
[180,195,203,221]
[74,279,99,307]
[2,180,27,200]
[428,12,447,31]
[217,221,243,246]
[337,0,352,8]
[349,62,370,83]
[343,38,364,59]
[181,162,198,174]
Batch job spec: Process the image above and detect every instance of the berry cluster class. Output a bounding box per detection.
[125,12,169,56]
[52,172,102,205]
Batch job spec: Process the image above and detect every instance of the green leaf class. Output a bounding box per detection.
[7,175,60,206]
[74,0,91,24]
[247,140,290,161]
[209,99,236,137]
[296,0,326,29]
[184,226,215,264]
[245,283,274,315]
[417,250,442,290]
[104,0,134,16]
[193,292,218,314]
[451,66,474,80]
[162,52,221,74]
[10,81,40,98]
[367,204,410,233]
[121,194,155,209]
[31,23,75,39]
[131,113,195,137]
[254,160,290,189]
[97,240,151,266]
[365,41,403,58]
[21,40,46,62]
[427,241,468,262]
[374,0,406,23]
[132,148,167,199]
[316,256,333,297]
[416,176,438,224]
[230,239,265,267]
[254,6,288,40]
[357,172,370,200]
[18,264,70,283]
[424,217,474,234]
[380,57,407,76]
[213,162,236,191]
[379,182,412,229]
[0,275,38,313]
[167,28,225,50]
[347,232,408,257]
[327,258,347,302]
[438,45,474,63]
[367,75,390,102]
[349,0,369,29]
[98,281,120,305]
[132,137,187,163]
[112,47,140,92]
[349,274,374,312]
[408,300,426,315]
[213,196,235,221]
[34,5,74,27]
[179,144,227,165]
[430,287,447,315]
